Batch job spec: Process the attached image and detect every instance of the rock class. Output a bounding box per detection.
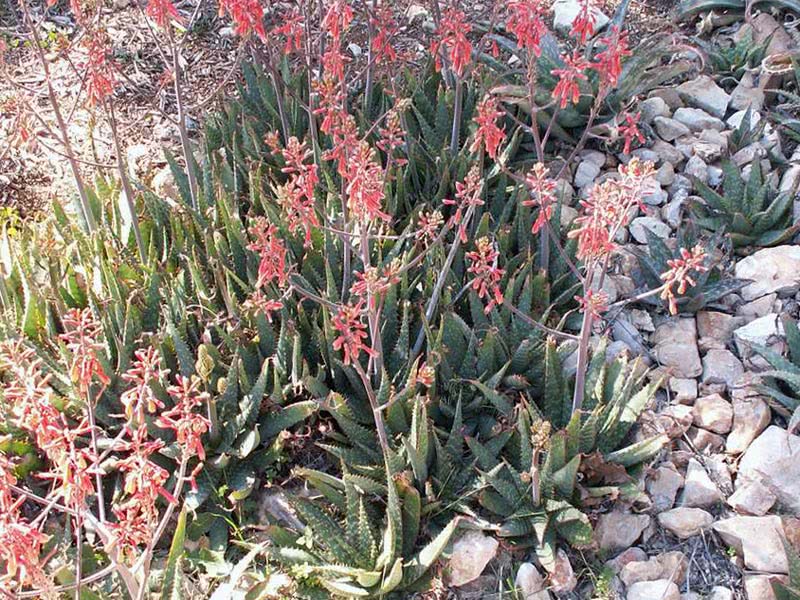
[647,464,684,511]
[744,575,785,600]
[669,378,697,404]
[553,0,609,34]
[677,75,731,119]
[684,155,708,185]
[739,426,800,514]
[680,458,722,507]
[514,562,552,600]
[708,587,734,600]
[126,143,157,180]
[654,318,702,378]
[151,166,180,204]
[642,185,668,206]
[605,547,649,574]
[738,294,780,320]
[595,511,650,552]
[658,507,714,538]
[652,140,685,165]
[649,88,684,110]
[574,160,601,188]
[626,579,680,600]
[726,396,771,454]
[732,143,766,167]
[674,107,725,132]
[728,109,762,130]
[693,393,733,434]
[258,490,305,530]
[654,116,691,142]
[640,97,671,123]
[734,314,785,353]
[728,479,777,516]
[730,72,765,112]
[702,349,744,389]
[551,549,577,593]
[656,162,676,187]
[630,309,655,332]
[630,216,670,243]
[705,454,733,494]
[662,198,685,229]
[707,165,724,187]
[685,427,726,453]
[697,311,743,350]
[620,552,687,587]
[712,516,788,573]
[734,13,794,56]
[404,4,430,20]
[448,530,499,586]
[560,205,579,228]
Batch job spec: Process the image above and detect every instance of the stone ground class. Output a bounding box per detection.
[4,1,800,599]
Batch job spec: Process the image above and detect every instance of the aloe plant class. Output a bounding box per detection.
[677,0,800,22]
[752,316,800,428]
[632,227,748,313]
[689,158,800,251]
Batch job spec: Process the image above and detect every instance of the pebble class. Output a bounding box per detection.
[657,507,714,538]
[680,458,722,507]
[677,75,731,118]
[692,393,733,434]
[654,116,691,142]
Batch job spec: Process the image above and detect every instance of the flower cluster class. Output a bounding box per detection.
[247,216,290,289]
[350,261,401,309]
[444,165,485,243]
[619,112,644,155]
[431,8,472,78]
[345,141,389,223]
[271,8,304,54]
[158,375,212,466]
[575,289,609,319]
[522,162,558,234]
[332,301,376,365]
[82,32,116,108]
[466,237,505,314]
[370,5,399,65]
[470,96,506,160]
[218,0,267,40]
[266,134,320,245]
[660,246,709,315]
[60,307,110,396]
[570,0,599,43]
[593,27,631,88]
[507,0,547,56]
[416,209,444,245]
[551,53,590,109]
[146,0,181,29]
[120,346,167,423]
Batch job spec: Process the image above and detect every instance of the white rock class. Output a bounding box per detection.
[684,155,708,185]
[734,314,785,353]
[677,75,731,119]
[647,465,684,511]
[574,160,601,188]
[744,575,785,600]
[728,109,762,130]
[726,396,771,455]
[708,587,734,600]
[736,246,800,301]
[630,217,670,243]
[654,117,691,142]
[620,552,687,587]
[702,349,744,389]
[652,140,684,165]
[151,166,180,204]
[658,507,714,538]
[693,393,733,434]
[640,97,671,123]
[739,426,800,514]
[405,4,430,21]
[514,562,552,600]
[712,516,788,573]
[680,458,722,507]
[627,579,680,600]
[674,107,725,132]
[669,378,697,404]
[448,530,499,586]
[656,162,676,187]
[728,479,776,516]
[654,318,702,378]
[595,511,650,552]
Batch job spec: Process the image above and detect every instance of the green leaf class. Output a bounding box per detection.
[160,506,187,600]
[403,518,460,586]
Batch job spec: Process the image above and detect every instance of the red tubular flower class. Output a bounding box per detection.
[522,162,557,234]
[332,301,376,365]
[247,216,290,288]
[271,8,304,54]
[660,245,709,315]
[243,290,284,322]
[619,112,644,154]
[470,96,506,160]
[349,261,401,309]
[60,308,110,395]
[466,237,506,314]
[344,141,389,223]
[507,0,548,56]
[322,0,354,42]
[266,134,320,245]
[120,347,168,422]
[592,27,631,88]
[377,110,407,165]
[444,166,485,243]
[575,289,609,319]
[218,0,266,40]
[146,0,182,29]
[431,8,472,78]
[83,32,116,108]
[157,375,211,462]
[551,52,590,109]
[416,209,444,245]
[371,5,398,65]
[570,0,598,43]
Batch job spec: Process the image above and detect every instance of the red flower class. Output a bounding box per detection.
[271,8,304,54]
[466,237,505,314]
[120,347,168,422]
[551,52,589,109]
[575,289,608,319]
[83,32,116,108]
[371,6,398,65]
[470,96,506,160]
[344,141,389,223]
[146,0,181,29]
[522,163,558,234]
[377,110,407,165]
[158,375,211,462]
[444,166,485,243]
[247,216,290,288]
[243,291,284,322]
[322,0,354,42]
[507,0,547,56]
[570,0,598,44]
[332,301,376,365]
[416,209,444,245]
[660,245,708,315]
[592,27,631,88]
[619,112,644,154]
[218,0,266,40]
[350,261,400,309]
[431,8,472,78]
